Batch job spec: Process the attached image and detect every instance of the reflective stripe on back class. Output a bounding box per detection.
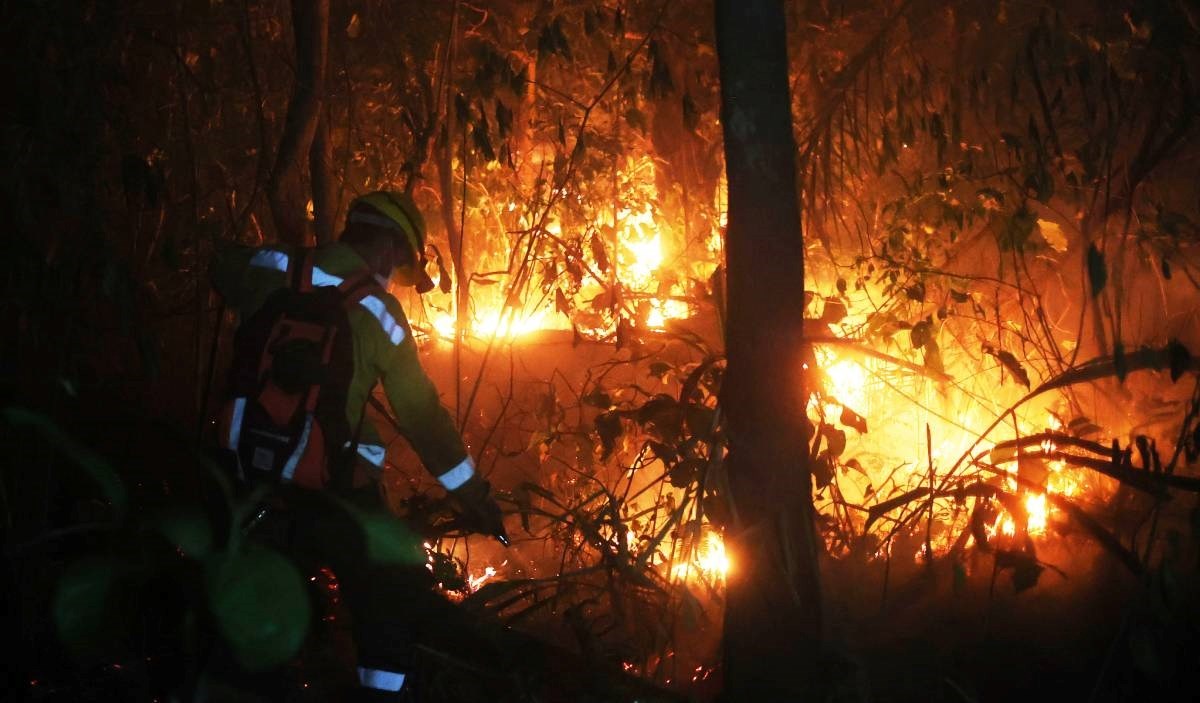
[359,295,407,345]
[249,249,289,272]
[358,667,406,692]
[280,414,314,481]
[356,443,386,467]
[229,397,247,449]
[437,457,475,491]
[311,266,344,287]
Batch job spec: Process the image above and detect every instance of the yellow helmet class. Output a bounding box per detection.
[347,191,434,293]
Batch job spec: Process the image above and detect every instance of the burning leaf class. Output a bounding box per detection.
[839,405,868,434]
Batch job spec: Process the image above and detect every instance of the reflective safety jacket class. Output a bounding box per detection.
[211,241,476,490]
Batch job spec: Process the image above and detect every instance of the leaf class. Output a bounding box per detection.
[986,346,1031,388]
[335,499,423,566]
[636,394,683,442]
[950,289,970,303]
[53,556,128,660]
[1087,243,1107,296]
[839,405,868,434]
[590,233,610,273]
[555,288,570,317]
[905,281,926,302]
[155,506,213,559]
[813,454,834,489]
[820,297,847,325]
[1,406,127,516]
[648,361,672,379]
[669,458,705,488]
[595,411,622,460]
[822,426,847,458]
[206,546,310,671]
[911,320,933,349]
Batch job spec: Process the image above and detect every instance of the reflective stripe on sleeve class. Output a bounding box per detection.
[359,295,407,345]
[249,249,289,272]
[437,457,475,491]
[357,667,406,692]
[228,397,246,449]
[357,443,386,467]
[311,266,344,287]
[280,414,314,481]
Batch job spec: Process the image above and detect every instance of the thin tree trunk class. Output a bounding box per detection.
[310,104,336,244]
[267,0,329,246]
[715,1,822,699]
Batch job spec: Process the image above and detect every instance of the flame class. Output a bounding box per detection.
[671,531,730,583]
[468,566,497,592]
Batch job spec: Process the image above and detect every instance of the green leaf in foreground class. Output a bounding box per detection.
[1,406,127,516]
[53,556,128,660]
[205,546,310,671]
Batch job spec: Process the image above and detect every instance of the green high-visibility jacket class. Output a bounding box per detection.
[211,241,474,489]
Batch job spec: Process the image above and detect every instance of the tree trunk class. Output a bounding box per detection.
[267,0,329,246]
[310,105,336,244]
[715,1,822,700]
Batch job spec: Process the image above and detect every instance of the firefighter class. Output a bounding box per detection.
[210,190,505,699]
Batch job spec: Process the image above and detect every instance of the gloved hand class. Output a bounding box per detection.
[450,473,508,545]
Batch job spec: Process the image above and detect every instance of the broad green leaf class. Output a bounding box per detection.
[205,546,310,671]
[2,406,127,517]
[53,556,127,660]
[154,505,214,559]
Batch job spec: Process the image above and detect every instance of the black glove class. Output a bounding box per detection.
[450,473,508,544]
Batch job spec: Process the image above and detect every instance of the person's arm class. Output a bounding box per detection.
[367,296,505,540]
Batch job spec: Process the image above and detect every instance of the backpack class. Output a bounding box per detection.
[216,250,376,490]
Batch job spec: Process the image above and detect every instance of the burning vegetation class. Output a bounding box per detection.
[4,0,1200,701]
